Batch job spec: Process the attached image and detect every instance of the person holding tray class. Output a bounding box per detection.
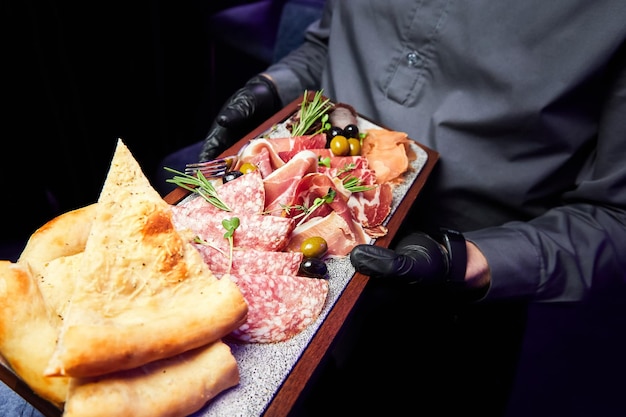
[159,1,626,416]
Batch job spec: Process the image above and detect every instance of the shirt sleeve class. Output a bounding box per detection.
[263,0,334,105]
[467,48,626,302]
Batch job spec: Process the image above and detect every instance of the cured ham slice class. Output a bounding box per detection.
[278,133,328,161]
[227,272,329,343]
[348,182,393,228]
[361,128,412,183]
[319,167,377,186]
[239,146,274,178]
[238,138,287,173]
[293,133,327,150]
[288,173,355,229]
[285,211,371,257]
[263,150,319,215]
[311,149,369,170]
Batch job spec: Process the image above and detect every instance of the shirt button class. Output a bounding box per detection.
[407,51,420,67]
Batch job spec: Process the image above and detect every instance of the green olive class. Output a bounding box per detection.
[300,236,329,259]
[330,135,349,156]
[348,138,361,156]
[239,162,257,174]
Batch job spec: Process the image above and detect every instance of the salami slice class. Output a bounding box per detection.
[227,272,329,343]
[218,169,265,214]
[194,246,303,276]
[172,195,295,252]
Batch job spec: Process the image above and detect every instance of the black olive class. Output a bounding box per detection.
[326,126,345,147]
[222,170,244,183]
[298,258,328,279]
[343,124,360,139]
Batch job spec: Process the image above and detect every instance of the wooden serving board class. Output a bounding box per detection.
[0,92,439,417]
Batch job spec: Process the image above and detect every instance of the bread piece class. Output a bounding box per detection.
[14,204,95,320]
[45,139,248,378]
[19,203,96,272]
[63,341,238,417]
[0,261,68,407]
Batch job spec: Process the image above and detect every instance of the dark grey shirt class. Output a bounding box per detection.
[265,0,626,302]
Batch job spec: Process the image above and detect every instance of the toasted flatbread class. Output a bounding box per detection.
[0,261,69,407]
[17,204,96,320]
[19,203,97,272]
[44,139,248,378]
[63,340,238,417]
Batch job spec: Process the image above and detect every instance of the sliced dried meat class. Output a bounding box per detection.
[217,169,265,214]
[347,182,393,228]
[227,272,329,343]
[263,150,319,215]
[238,138,287,172]
[194,246,303,276]
[172,200,295,252]
[278,134,328,162]
[285,211,371,257]
[361,129,412,183]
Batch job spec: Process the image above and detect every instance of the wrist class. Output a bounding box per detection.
[465,241,491,290]
[435,228,467,284]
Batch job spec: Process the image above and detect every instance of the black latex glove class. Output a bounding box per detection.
[199,74,281,161]
[350,232,460,285]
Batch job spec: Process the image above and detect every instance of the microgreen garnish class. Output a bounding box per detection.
[292,189,336,227]
[342,176,376,193]
[291,90,333,136]
[318,156,331,168]
[164,167,231,211]
[222,217,240,274]
[194,236,227,256]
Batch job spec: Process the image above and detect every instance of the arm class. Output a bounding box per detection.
[199,0,334,161]
[352,44,626,303]
[263,0,334,104]
[469,47,626,302]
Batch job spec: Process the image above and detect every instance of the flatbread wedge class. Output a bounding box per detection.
[0,261,69,408]
[63,340,238,417]
[44,139,248,378]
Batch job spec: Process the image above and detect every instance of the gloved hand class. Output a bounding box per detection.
[199,74,281,161]
[349,229,467,285]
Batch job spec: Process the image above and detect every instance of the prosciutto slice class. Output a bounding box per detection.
[285,211,371,257]
[348,182,393,228]
[278,133,328,161]
[263,150,319,215]
[238,138,287,173]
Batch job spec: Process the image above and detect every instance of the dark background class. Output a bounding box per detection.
[1,1,267,259]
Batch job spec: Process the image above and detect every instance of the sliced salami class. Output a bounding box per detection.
[194,246,303,276]
[227,272,329,343]
[172,199,295,252]
[217,169,265,214]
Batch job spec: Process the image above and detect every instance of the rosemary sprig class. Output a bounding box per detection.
[337,163,356,174]
[164,167,231,211]
[291,90,332,136]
